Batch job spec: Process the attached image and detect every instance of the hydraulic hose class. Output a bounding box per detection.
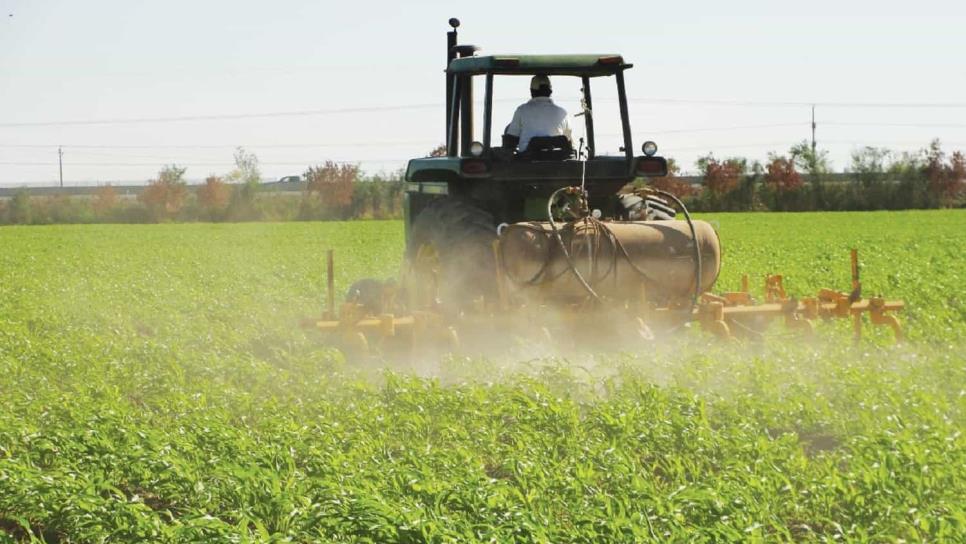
[523,186,701,312]
[546,187,602,303]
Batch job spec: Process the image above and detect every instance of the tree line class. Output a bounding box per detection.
[651,139,964,212]
[0,148,407,225]
[1,140,962,225]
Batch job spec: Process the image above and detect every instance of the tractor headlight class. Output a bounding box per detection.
[642,141,658,157]
[470,141,484,157]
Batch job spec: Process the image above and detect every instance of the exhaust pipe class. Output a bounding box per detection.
[446,18,459,156]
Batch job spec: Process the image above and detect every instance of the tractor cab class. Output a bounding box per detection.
[441,53,643,164]
[405,19,668,229]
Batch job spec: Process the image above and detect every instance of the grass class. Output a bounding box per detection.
[0,210,964,542]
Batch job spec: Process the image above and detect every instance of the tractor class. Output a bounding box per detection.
[307,19,903,357]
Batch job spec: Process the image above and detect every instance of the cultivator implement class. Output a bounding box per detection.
[305,190,904,358]
[695,251,904,342]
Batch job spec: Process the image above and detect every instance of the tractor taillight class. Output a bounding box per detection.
[461,159,489,175]
[598,55,623,65]
[636,156,668,177]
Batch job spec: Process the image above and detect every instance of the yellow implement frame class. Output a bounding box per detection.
[699,250,903,342]
[305,247,904,357]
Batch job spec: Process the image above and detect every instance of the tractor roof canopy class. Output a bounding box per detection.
[447,54,631,77]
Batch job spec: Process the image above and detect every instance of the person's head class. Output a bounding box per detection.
[530,74,552,98]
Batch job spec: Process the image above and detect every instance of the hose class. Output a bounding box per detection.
[546,187,602,302]
[512,185,701,314]
[498,222,554,285]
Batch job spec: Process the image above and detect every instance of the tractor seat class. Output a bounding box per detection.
[516,135,574,161]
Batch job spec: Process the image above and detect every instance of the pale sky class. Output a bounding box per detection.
[1,0,965,186]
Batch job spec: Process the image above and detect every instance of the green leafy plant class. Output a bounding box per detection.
[0,212,963,542]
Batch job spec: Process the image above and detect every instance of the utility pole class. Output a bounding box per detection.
[58,146,64,187]
[811,105,816,155]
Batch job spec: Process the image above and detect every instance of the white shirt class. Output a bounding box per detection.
[504,97,572,152]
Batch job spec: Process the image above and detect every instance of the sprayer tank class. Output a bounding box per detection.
[499,220,721,303]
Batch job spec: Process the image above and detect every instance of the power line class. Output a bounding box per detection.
[628,97,966,108]
[3,97,966,128]
[47,151,248,162]
[667,142,796,152]
[824,121,966,129]
[3,122,960,152]
[21,149,419,162]
[667,140,966,154]
[821,139,966,147]
[0,141,440,150]
[0,104,442,128]
[0,159,409,166]
[630,122,805,135]
[0,98,519,129]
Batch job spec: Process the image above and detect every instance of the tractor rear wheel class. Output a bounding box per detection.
[407,197,497,313]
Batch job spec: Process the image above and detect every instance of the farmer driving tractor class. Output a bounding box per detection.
[503,74,572,154]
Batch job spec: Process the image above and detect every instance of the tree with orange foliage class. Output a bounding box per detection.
[197,175,232,216]
[304,161,359,219]
[93,184,118,216]
[140,165,188,219]
[697,154,745,195]
[764,155,802,192]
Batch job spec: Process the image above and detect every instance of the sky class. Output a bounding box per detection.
[1,0,965,186]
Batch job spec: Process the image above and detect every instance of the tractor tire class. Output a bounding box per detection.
[618,193,677,221]
[407,197,497,312]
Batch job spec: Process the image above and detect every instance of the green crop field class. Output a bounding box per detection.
[0,211,964,542]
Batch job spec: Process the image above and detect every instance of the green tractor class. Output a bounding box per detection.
[403,18,679,311]
[312,19,902,357]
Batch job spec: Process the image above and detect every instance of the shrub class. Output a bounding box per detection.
[644,158,695,198]
[197,175,232,220]
[765,155,803,193]
[924,140,965,206]
[8,190,32,224]
[697,154,746,196]
[225,148,262,221]
[366,171,406,218]
[303,162,358,220]
[93,185,119,218]
[140,165,188,221]
[37,195,89,224]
